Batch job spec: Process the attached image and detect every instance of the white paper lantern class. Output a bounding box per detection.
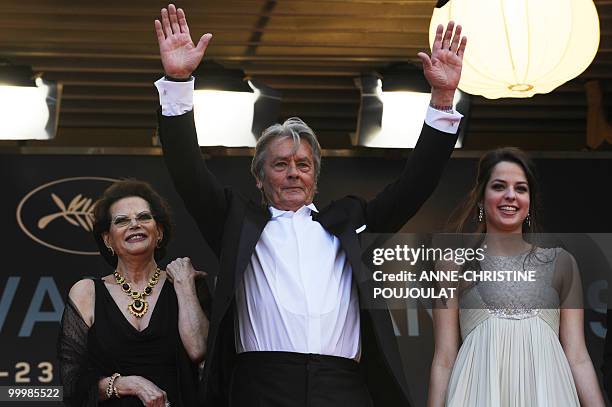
[430,0,600,99]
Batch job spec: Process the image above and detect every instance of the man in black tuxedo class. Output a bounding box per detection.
[154,4,466,406]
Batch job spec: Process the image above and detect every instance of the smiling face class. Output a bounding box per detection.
[482,161,530,234]
[103,196,162,260]
[257,137,316,212]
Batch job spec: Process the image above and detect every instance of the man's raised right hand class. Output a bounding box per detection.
[154,4,212,79]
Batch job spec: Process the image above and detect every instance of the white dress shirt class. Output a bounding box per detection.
[155,77,462,359]
[235,204,361,359]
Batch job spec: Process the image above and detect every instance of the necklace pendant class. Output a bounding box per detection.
[128,299,148,318]
[114,267,161,319]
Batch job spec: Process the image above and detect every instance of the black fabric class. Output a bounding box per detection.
[158,109,459,407]
[58,296,101,407]
[603,309,612,401]
[57,278,199,407]
[229,352,373,407]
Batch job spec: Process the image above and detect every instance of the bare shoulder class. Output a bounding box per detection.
[69,279,94,300]
[68,279,95,326]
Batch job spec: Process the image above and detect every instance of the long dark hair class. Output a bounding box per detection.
[450,147,541,234]
[446,148,546,297]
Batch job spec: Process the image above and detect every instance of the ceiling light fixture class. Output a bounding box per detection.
[0,62,61,140]
[192,61,281,147]
[355,64,470,148]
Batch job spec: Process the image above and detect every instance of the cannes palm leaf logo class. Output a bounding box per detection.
[37,193,95,232]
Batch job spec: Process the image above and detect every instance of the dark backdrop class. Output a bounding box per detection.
[1,153,610,405]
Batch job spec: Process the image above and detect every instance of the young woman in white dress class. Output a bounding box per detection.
[427,147,605,407]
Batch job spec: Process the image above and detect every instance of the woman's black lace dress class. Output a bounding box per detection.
[58,278,200,406]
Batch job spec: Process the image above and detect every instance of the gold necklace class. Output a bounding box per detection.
[113,267,161,318]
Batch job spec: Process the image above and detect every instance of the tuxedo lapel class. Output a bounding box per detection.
[314,201,369,285]
[209,202,269,326]
[234,202,270,284]
[315,200,412,405]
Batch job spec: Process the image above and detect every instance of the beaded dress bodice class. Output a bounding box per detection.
[458,247,562,339]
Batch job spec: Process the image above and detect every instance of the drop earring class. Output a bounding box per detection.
[525,212,531,228]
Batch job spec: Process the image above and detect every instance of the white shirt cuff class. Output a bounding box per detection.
[424,106,463,134]
[154,77,195,116]
[153,77,464,133]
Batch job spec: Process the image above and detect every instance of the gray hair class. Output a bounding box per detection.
[251,117,322,185]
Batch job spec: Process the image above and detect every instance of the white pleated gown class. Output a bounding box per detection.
[445,249,580,407]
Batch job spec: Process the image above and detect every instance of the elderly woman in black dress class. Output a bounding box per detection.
[58,180,209,407]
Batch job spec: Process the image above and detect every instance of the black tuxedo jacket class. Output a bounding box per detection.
[158,110,458,407]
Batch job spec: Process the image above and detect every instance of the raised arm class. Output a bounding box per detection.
[155,4,211,80]
[418,22,467,109]
[366,22,467,232]
[155,4,228,256]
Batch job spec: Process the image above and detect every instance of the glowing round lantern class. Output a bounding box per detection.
[429,0,600,99]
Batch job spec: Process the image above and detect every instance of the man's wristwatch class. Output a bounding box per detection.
[429,101,454,113]
[165,75,192,82]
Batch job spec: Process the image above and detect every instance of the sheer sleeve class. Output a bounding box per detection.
[57,297,100,407]
[553,249,584,309]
